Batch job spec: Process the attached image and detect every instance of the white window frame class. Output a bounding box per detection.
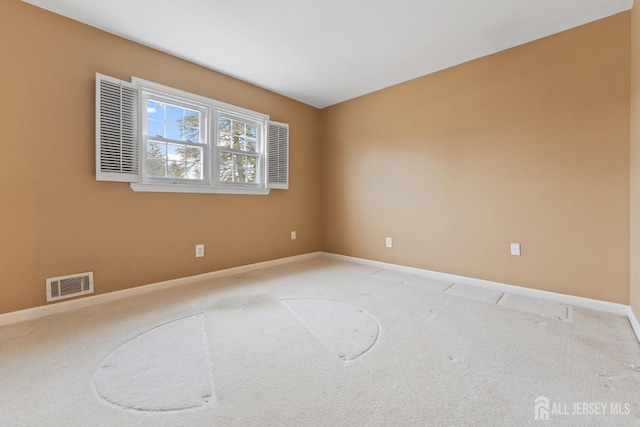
[130,77,270,195]
[96,73,288,195]
[140,86,210,186]
[213,106,268,190]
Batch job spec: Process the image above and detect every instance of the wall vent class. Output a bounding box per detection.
[46,272,94,302]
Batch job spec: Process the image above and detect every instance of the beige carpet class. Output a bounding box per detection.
[1,257,639,426]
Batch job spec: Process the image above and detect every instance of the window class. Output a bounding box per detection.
[95,73,288,194]
[216,111,264,187]
[142,93,207,182]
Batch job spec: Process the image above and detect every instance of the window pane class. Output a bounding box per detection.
[218,117,232,148]
[233,121,245,136]
[165,123,182,140]
[182,127,199,143]
[146,99,201,143]
[245,168,256,183]
[185,109,199,119]
[247,156,256,169]
[185,162,202,179]
[219,152,234,182]
[146,141,202,180]
[167,160,185,178]
[219,118,231,134]
[166,105,183,122]
[147,159,166,177]
[178,112,200,142]
[147,141,166,159]
[219,116,258,153]
[220,152,232,163]
[232,136,244,150]
[219,133,232,148]
[147,120,165,138]
[239,154,257,183]
[147,100,165,120]
[185,146,201,161]
[182,146,203,179]
[219,152,257,183]
[167,143,182,160]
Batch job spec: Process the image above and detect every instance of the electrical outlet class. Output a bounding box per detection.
[291,231,297,240]
[195,244,205,258]
[510,243,520,256]
[386,237,392,248]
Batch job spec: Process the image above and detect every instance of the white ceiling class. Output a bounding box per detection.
[23,0,633,108]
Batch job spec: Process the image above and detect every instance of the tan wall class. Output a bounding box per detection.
[322,13,631,304]
[0,0,323,314]
[631,3,640,316]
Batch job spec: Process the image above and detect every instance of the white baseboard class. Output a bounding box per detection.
[0,252,323,327]
[322,252,631,317]
[4,250,639,344]
[629,307,640,343]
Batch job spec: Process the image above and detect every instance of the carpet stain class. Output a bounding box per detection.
[575,335,611,355]
[598,373,616,380]
[534,320,549,331]
[577,309,621,328]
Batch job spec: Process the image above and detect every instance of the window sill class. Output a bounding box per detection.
[130,183,271,195]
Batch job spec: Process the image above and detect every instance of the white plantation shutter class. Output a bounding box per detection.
[96,73,140,182]
[267,121,289,189]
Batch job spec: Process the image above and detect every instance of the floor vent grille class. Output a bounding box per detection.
[46,272,94,302]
